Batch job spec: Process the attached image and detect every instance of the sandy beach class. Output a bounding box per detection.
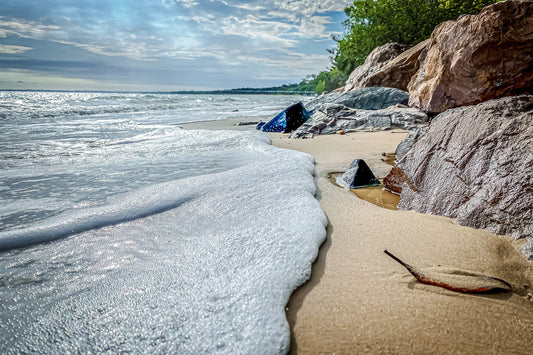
[182,119,533,354]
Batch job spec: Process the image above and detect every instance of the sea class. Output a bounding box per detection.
[0,91,327,354]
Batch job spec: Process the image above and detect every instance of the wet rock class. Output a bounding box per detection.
[236,121,259,126]
[305,87,409,112]
[336,159,381,189]
[382,166,407,195]
[344,43,410,91]
[385,96,533,258]
[408,0,533,113]
[257,102,310,133]
[289,104,428,138]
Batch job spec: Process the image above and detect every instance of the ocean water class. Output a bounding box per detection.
[0,91,327,353]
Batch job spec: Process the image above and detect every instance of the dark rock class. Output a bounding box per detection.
[384,95,533,258]
[408,0,533,113]
[237,121,259,126]
[257,102,310,133]
[336,159,381,189]
[289,104,428,138]
[305,87,409,112]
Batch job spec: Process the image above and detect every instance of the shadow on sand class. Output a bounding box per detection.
[285,218,332,354]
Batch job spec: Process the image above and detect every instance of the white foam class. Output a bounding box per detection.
[0,130,326,353]
[0,130,314,250]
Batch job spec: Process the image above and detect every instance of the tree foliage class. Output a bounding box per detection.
[334,0,502,74]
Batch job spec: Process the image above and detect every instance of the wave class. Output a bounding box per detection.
[0,180,198,250]
[0,130,318,252]
[0,128,327,354]
[0,91,308,123]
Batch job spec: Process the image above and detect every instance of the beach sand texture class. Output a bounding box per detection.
[270,131,533,354]
[182,120,533,354]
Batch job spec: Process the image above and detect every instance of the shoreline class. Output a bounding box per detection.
[181,120,533,353]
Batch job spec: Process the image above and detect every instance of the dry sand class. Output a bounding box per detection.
[182,120,533,354]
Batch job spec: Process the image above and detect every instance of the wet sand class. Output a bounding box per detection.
[270,131,533,354]
[181,120,533,353]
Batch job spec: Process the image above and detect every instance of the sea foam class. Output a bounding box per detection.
[0,129,327,354]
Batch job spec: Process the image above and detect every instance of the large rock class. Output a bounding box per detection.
[344,43,410,91]
[346,40,430,92]
[289,104,428,138]
[305,87,409,112]
[384,96,533,259]
[408,0,533,114]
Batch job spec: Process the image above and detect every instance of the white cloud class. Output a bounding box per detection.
[0,17,60,38]
[219,15,296,46]
[162,0,199,8]
[295,15,332,39]
[273,0,348,15]
[0,44,32,54]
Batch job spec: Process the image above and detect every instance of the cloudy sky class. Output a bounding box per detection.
[0,0,349,91]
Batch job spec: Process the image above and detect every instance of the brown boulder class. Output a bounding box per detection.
[344,43,410,91]
[408,0,533,114]
[366,39,430,91]
[384,95,533,258]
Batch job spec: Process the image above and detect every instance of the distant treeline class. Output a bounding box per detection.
[171,84,316,95]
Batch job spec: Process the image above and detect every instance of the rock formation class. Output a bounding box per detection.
[408,0,533,114]
[290,104,428,138]
[345,40,429,92]
[305,87,409,112]
[344,43,410,91]
[384,96,533,259]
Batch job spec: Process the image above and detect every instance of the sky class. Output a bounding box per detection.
[0,0,349,91]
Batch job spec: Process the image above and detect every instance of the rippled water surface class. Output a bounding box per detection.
[0,91,326,354]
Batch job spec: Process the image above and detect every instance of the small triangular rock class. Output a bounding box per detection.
[336,159,381,189]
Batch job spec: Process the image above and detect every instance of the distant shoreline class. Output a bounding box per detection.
[0,88,316,95]
[170,89,316,95]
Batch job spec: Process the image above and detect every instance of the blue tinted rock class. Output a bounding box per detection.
[258,102,310,133]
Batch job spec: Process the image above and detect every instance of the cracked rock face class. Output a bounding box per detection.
[384,96,533,259]
[408,0,533,114]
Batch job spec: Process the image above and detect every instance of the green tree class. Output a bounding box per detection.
[335,0,502,74]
